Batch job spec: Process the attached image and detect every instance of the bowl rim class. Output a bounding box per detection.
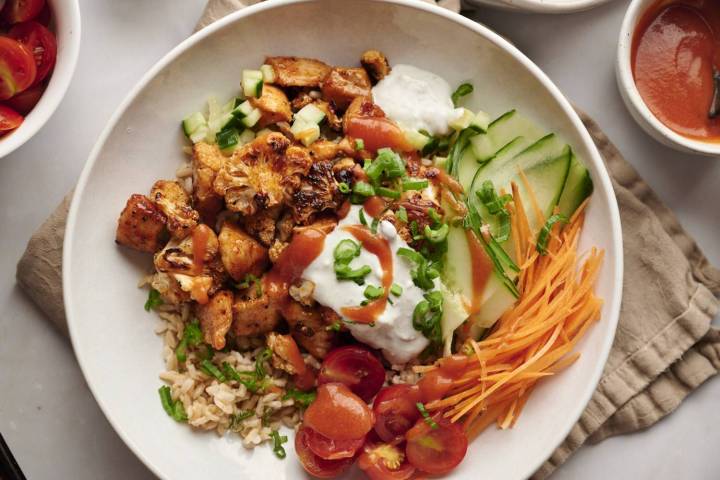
[63,1,623,478]
[617,0,720,156]
[0,0,82,158]
[465,0,615,14]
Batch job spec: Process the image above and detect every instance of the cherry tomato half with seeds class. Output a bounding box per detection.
[405,413,468,475]
[0,37,35,99]
[372,384,422,442]
[358,441,416,480]
[0,104,23,131]
[295,426,356,479]
[303,383,375,441]
[318,345,385,402]
[304,426,365,460]
[9,21,57,85]
[4,82,42,114]
[2,0,45,24]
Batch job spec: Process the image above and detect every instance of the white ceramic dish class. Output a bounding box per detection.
[465,0,614,14]
[0,0,81,158]
[64,1,623,479]
[617,0,720,156]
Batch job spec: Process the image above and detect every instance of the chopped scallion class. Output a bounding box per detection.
[354,138,365,151]
[363,285,384,300]
[144,289,163,312]
[338,182,351,194]
[376,186,401,199]
[270,430,288,459]
[390,283,403,297]
[451,83,474,107]
[353,181,375,198]
[536,214,568,255]
[416,402,439,429]
[396,206,408,223]
[402,178,429,191]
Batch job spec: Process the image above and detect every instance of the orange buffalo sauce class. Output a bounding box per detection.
[266,227,327,297]
[632,0,720,141]
[466,230,493,315]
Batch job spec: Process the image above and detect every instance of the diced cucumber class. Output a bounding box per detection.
[295,103,326,124]
[457,148,479,193]
[470,110,543,162]
[217,127,240,152]
[403,129,430,150]
[260,64,276,83]
[557,153,594,217]
[233,100,255,118]
[242,70,264,98]
[467,277,516,332]
[440,282,470,355]
[291,121,320,146]
[449,108,475,131]
[470,110,491,132]
[182,112,206,137]
[241,108,262,128]
[189,125,209,144]
[239,129,256,145]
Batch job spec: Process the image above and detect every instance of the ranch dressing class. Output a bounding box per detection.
[372,64,463,136]
[302,205,432,364]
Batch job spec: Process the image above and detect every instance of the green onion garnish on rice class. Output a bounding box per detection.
[270,430,288,459]
[175,321,203,363]
[282,388,317,409]
[200,359,226,382]
[144,289,163,312]
[158,385,187,422]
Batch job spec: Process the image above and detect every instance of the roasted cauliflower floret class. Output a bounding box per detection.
[192,142,225,224]
[232,292,282,336]
[196,289,234,350]
[116,194,167,252]
[213,133,312,216]
[243,207,281,247]
[268,240,289,263]
[280,300,335,359]
[309,139,355,162]
[361,50,391,83]
[150,272,191,305]
[150,180,200,238]
[265,56,331,87]
[321,67,372,111]
[289,279,315,307]
[290,161,343,224]
[267,332,306,375]
[249,84,293,128]
[153,224,219,275]
[218,221,269,282]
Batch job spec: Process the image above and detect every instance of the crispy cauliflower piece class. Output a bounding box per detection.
[321,67,372,110]
[243,207,281,247]
[289,279,315,307]
[213,133,312,216]
[280,300,335,359]
[361,49,391,82]
[150,180,200,238]
[192,142,226,223]
[268,240,289,263]
[196,289,234,350]
[153,225,219,275]
[218,221,269,282]
[309,140,355,162]
[150,272,191,305]
[116,194,167,252]
[232,292,282,336]
[290,160,343,224]
[267,332,306,375]
[265,56,331,87]
[249,84,293,128]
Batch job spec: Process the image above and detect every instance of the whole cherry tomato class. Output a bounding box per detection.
[2,0,45,24]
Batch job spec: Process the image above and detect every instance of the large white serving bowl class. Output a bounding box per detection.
[465,0,615,14]
[63,1,623,479]
[0,0,81,158]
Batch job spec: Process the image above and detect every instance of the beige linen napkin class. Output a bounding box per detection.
[15,0,720,477]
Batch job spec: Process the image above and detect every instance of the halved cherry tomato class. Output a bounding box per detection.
[372,385,422,442]
[304,383,375,441]
[0,37,35,99]
[358,441,416,480]
[9,21,56,85]
[2,0,45,24]
[34,2,50,26]
[346,116,413,153]
[0,104,23,131]
[318,345,385,402]
[5,82,43,114]
[295,426,356,479]
[304,426,365,460]
[405,413,468,475]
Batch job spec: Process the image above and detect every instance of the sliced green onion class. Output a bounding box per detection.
[354,138,365,151]
[144,289,163,312]
[376,186,401,199]
[270,430,288,459]
[447,126,483,179]
[370,216,380,235]
[282,388,317,408]
[416,402,439,429]
[359,208,368,226]
[335,264,372,285]
[255,348,272,379]
[334,239,361,264]
[200,359,226,382]
[402,178,429,191]
[390,283,403,297]
[451,83,474,107]
[338,182,351,194]
[396,206,408,223]
[353,181,375,198]
[175,321,203,363]
[159,385,187,422]
[424,223,449,243]
[364,285,384,300]
[236,273,263,296]
[428,208,443,226]
[365,148,405,182]
[536,214,568,255]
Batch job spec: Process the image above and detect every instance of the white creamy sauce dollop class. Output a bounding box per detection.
[372,64,464,136]
[302,206,432,364]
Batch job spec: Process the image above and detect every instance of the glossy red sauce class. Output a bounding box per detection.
[465,230,493,315]
[417,355,470,403]
[632,0,720,141]
[191,224,212,274]
[363,196,387,218]
[266,227,327,297]
[340,224,393,325]
[347,116,413,153]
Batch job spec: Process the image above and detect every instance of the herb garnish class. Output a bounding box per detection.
[282,388,317,408]
[416,402,439,429]
[144,289,163,311]
[451,83,474,107]
[236,273,263,296]
[270,430,288,459]
[412,291,443,345]
[159,385,188,422]
[536,214,568,255]
[175,321,203,362]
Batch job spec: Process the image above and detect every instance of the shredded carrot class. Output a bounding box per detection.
[424,197,604,438]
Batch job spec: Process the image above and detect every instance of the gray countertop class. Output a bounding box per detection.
[0,0,718,478]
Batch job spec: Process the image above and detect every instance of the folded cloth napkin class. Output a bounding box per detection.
[15,0,720,477]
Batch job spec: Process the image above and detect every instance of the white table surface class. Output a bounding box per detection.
[0,0,718,479]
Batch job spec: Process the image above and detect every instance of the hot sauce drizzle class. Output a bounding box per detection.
[465,230,493,314]
[363,196,387,218]
[340,224,393,324]
[266,227,327,297]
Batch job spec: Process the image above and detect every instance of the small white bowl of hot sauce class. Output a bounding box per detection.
[617,0,720,156]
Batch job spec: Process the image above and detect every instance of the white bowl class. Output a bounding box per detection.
[63,1,623,479]
[0,0,81,158]
[465,0,614,14]
[617,0,720,156]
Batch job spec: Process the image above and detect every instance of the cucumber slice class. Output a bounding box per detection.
[239,129,256,145]
[182,112,206,137]
[449,108,474,131]
[295,103,326,124]
[557,153,594,217]
[404,129,430,150]
[242,70,264,98]
[260,64,276,83]
[471,110,543,162]
[241,108,262,128]
[516,149,572,231]
[458,136,531,192]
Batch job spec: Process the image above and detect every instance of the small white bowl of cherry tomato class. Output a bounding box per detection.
[0,0,80,158]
